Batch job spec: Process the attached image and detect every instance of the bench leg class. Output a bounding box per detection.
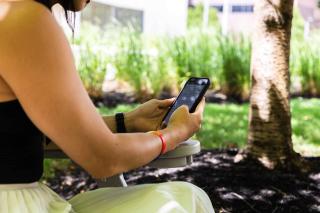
[97,174,127,187]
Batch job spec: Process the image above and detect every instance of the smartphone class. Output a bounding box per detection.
[162,77,210,126]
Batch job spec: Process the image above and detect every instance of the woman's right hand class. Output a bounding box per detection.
[166,98,206,146]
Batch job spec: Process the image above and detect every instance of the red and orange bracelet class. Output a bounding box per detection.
[149,130,167,155]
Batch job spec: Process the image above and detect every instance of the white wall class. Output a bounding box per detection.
[91,0,188,36]
[143,0,188,36]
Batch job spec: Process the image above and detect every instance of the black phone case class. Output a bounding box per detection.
[162,77,210,124]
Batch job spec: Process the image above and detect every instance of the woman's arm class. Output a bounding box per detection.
[101,111,138,133]
[102,115,117,133]
[0,1,203,178]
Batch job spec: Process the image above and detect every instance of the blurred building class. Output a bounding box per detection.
[190,0,320,36]
[80,0,189,36]
[296,0,320,38]
[52,0,320,37]
[189,0,255,35]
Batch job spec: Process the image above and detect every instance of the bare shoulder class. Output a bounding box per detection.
[0,0,52,24]
[0,1,59,50]
[0,1,70,75]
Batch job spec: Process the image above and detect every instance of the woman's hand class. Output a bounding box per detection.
[126,98,175,132]
[166,98,206,145]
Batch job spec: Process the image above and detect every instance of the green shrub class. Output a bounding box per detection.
[77,45,108,99]
[187,30,220,87]
[292,43,320,96]
[218,35,251,101]
[75,13,320,102]
[149,38,178,97]
[42,159,71,180]
[187,4,219,29]
[114,33,178,99]
[290,7,320,97]
[167,30,219,88]
[113,33,152,99]
[168,36,190,85]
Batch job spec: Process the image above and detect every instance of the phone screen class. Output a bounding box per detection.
[162,78,209,125]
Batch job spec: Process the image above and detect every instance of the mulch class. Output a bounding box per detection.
[45,149,320,213]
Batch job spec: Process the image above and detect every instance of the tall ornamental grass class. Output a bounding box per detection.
[77,45,108,100]
[218,35,251,101]
[113,33,177,100]
[187,31,220,85]
[291,42,320,97]
[167,30,220,88]
[150,38,178,97]
[75,6,320,101]
[113,33,151,99]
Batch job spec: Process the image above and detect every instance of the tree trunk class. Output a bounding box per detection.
[236,0,308,171]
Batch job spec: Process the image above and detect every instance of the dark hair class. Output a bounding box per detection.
[35,0,76,33]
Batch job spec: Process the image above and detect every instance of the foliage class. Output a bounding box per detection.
[187,31,220,86]
[73,22,112,100]
[113,33,154,99]
[42,159,71,180]
[111,27,250,100]
[294,44,320,96]
[76,9,320,100]
[290,6,320,97]
[187,4,219,29]
[291,7,305,42]
[74,22,105,46]
[113,31,178,99]
[77,45,108,99]
[167,29,221,89]
[150,38,178,96]
[217,35,251,101]
[167,35,190,85]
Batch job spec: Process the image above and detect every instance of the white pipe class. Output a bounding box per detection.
[222,0,229,35]
[202,0,209,29]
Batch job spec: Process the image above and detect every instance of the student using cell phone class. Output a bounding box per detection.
[0,0,214,212]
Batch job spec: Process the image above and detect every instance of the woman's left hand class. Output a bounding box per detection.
[126,98,175,132]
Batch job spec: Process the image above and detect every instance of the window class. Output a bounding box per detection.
[114,7,144,32]
[81,2,144,32]
[81,2,113,27]
[232,5,254,13]
[212,5,223,12]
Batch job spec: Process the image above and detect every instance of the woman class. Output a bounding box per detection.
[0,0,214,212]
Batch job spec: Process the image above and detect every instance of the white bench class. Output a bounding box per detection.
[44,139,201,187]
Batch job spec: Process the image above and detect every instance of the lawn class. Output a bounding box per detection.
[99,98,320,157]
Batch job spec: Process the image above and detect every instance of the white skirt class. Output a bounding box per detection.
[0,182,73,213]
[0,181,214,213]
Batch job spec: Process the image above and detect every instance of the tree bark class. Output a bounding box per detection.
[236,0,308,171]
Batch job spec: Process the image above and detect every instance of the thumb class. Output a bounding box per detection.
[176,104,189,114]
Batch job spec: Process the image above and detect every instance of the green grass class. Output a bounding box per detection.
[99,98,320,157]
[195,103,249,149]
[291,98,320,156]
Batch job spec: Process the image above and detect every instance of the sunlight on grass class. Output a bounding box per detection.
[98,98,320,157]
[196,103,249,149]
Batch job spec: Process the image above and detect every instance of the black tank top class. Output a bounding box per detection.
[0,100,44,183]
